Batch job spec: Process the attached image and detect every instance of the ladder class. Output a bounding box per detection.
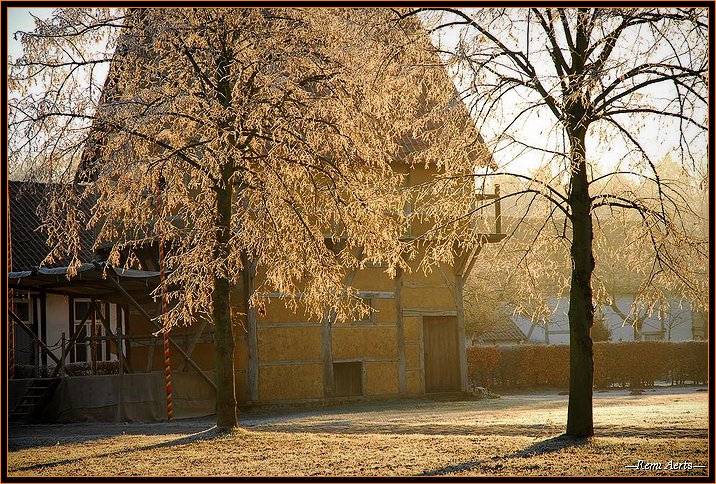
[9,378,61,423]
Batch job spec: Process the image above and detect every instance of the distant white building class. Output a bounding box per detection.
[515,296,705,345]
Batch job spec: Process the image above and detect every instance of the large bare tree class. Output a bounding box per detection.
[9,8,483,429]
[401,7,708,437]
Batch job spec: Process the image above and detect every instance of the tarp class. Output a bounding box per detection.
[36,372,216,422]
[8,261,163,305]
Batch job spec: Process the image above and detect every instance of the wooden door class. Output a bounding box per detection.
[423,316,460,393]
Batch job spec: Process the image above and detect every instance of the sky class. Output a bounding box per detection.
[7,7,53,61]
[7,8,707,184]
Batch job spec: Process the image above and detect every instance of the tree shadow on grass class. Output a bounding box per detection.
[420,435,590,476]
[507,434,591,458]
[9,425,233,473]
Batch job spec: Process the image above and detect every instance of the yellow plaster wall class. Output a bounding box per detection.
[404,343,421,370]
[365,361,399,395]
[406,369,423,394]
[402,266,446,285]
[403,286,455,310]
[373,298,397,324]
[332,326,397,360]
[257,326,322,362]
[257,298,313,324]
[352,268,395,292]
[258,364,323,401]
[403,316,421,341]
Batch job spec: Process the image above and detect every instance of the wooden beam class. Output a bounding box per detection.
[177,318,209,372]
[9,310,62,367]
[40,293,47,367]
[108,276,217,392]
[259,359,324,367]
[90,299,98,375]
[322,308,335,397]
[437,265,456,299]
[494,184,502,235]
[403,309,457,316]
[395,268,406,394]
[258,321,322,328]
[462,244,484,279]
[356,291,394,299]
[32,295,39,376]
[52,303,94,377]
[455,274,469,393]
[242,255,259,403]
[401,282,449,288]
[116,318,125,422]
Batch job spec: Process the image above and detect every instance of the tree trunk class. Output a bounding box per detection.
[213,184,238,429]
[212,37,238,430]
[566,122,595,437]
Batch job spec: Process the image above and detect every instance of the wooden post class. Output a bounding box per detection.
[494,184,502,235]
[91,300,98,375]
[68,296,75,363]
[146,336,156,373]
[116,320,125,422]
[455,274,469,393]
[242,256,259,402]
[395,268,406,394]
[123,305,132,372]
[40,293,48,367]
[50,311,92,378]
[32,295,39,377]
[322,309,335,397]
[60,332,66,378]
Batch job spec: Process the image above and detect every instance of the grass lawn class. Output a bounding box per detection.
[7,386,709,477]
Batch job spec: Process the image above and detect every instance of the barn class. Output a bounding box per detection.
[8,9,504,422]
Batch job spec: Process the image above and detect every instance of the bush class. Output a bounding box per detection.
[467,341,707,390]
[467,345,500,388]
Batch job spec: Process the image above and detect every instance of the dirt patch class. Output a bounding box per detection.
[7,386,709,477]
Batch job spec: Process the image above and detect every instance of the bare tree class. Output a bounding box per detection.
[400,7,708,437]
[9,8,484,429]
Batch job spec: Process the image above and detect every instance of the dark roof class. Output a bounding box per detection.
[9,181,95,271]
[478,319,527,344]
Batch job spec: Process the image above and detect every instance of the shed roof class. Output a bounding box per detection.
[478,320,527,344]
[9,262,162,305]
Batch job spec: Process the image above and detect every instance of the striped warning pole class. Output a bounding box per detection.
[159,235,174,421]
[157,182,173,422]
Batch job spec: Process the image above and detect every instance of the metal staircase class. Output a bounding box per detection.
[9,378,61,423]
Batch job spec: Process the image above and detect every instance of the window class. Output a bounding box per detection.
[333,361,363,397]
[73,300,110,363]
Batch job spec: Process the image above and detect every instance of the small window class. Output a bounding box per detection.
[333,361,363,397]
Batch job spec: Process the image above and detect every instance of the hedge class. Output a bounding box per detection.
[467,341,708,390]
